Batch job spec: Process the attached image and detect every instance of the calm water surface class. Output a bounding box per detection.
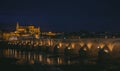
[1,48,84,65]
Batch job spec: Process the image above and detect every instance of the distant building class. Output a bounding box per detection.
[15,22,40,35]
[41,32,62,36]
[3,22,40,40]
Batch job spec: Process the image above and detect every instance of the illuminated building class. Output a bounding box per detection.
[15,22,40,35]
[3,22,63,40]
[3,22,40,40]
[41,31,62,36]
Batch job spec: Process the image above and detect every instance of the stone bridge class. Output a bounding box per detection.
[9,38,120,58]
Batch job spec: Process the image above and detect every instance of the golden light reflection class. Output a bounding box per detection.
[83,47,87,51]
[71,43,75,48]
[28,53,31,60]
[99,43,105,48]
[47,58,51,64]
[65,43,69,47]
[59,42,62,48]
[48,40,51,46]
[79,42,84,47]
[87,42,92,49]
[57,58,62,64]
[39,55,42,62]
[15,50,17,58]
[107,43,115,51]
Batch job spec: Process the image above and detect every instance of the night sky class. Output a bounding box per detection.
[0,0,120,32]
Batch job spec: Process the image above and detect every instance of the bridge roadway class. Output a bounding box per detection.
[8,38,120,58]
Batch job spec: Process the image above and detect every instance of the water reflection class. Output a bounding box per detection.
[2,48,80,65]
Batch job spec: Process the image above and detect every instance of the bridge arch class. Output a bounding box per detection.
[98,45,111,61]
[79,44,89,58]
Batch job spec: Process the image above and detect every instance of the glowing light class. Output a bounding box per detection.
[49,31,52,33]
[9,36,18,41]
[97,46,100,48]
[57,46,59,48]
[47,58,51,64]
[48,40,51,46]
[65,43,69,46]
[68,47,71,50]
[104,49,109,53]
[79,42,84,47]
[71,43,75,48]
[87,42,92,49]
[59,42,62,47]
[57,58,62,64]
[107,43,115,51]
[39,55,42,62]
[99,43,105,48]
[83,48,87,51]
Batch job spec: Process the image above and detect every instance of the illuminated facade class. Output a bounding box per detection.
[3,22,40,40]
[41,32,62,36]
[15,22,40,35]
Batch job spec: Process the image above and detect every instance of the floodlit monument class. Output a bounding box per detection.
[3,22,40,40]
